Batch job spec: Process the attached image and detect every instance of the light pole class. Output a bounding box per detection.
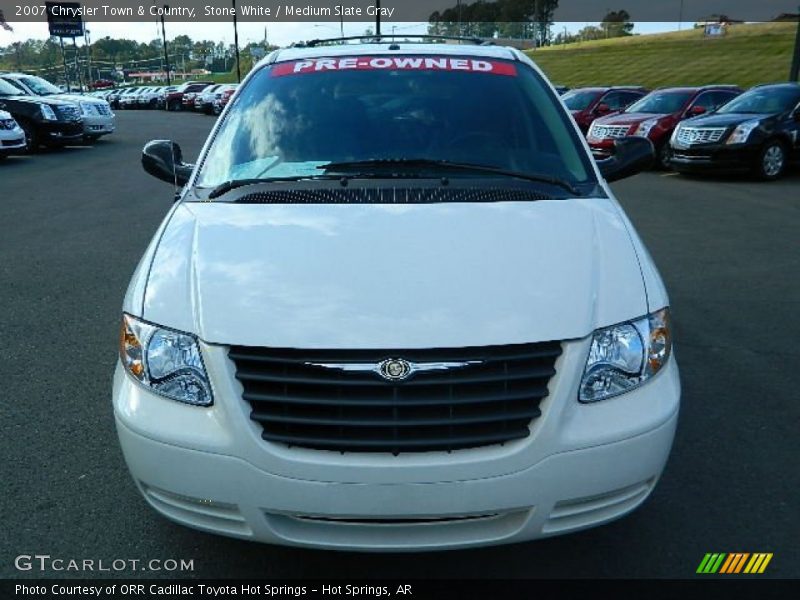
[160,5,170,85]
[375,0,381,36]
[791,4,800,81]
[84,28,92,87]
[232,0,241,82]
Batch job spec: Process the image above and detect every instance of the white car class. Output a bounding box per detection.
[0,73,115,141]
[0,109,26,158]
[117,41,679,551]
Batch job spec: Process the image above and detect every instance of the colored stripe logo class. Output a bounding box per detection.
[697,553,773,574]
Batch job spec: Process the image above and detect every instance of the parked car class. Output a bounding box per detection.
[0,109,26,159]
[0,73,115,142]
[119,87,142,109]
[136,86,163,109]
[107,89,122,109]
[0,78,83,152]
[587,85,742,168]
[212,84,237,115]
[669,82,800,180]
[562,86,649,133]
[155,86,177,110]
[194,84,223,114]
[164,81,214,111]
[120,41,678,552]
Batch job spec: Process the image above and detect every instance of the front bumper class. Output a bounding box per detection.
[41,121,84,145]
[669,142,758,172]
[113,338,680,551]
[0,128,26,153]
[82,113,116,136]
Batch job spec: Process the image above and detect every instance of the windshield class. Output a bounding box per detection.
[717,88,800,114]
[196,55,594,191]
[625,91,694,114]
[0,79,24,96]
[561,89,600,111]
[19,76,61,95]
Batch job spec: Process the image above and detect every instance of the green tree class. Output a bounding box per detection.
[601,10,634,38]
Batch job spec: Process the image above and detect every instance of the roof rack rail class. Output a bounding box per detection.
[295,34,489,48]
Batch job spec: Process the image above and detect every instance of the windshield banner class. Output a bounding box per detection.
[271,57,519,77]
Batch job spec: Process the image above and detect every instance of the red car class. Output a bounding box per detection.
[164,81,214,111]
[212,85,238,115]
[587,85,743,168]
[562,86,649,133]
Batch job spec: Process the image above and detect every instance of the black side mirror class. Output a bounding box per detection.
[141,140,194,186]
[596,137,655,183]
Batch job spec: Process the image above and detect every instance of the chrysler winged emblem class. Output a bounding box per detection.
[305,358,483,382]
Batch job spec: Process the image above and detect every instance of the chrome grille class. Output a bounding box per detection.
[55,104,81,121]
[676,127,727,145]
[230,342,562,454]
[590,124,630,139]
[94,103,112,116]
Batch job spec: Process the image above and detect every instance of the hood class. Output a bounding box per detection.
[686,112,773,128]
[596,112,669,126]
[2,95,69,107]
[141,199,648,349]
[0,110,12,119]
[49,93,104,105]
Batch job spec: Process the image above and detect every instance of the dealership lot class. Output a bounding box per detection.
[1,111,798,577]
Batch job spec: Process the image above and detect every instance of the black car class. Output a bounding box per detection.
[0,78,83,152]
[669,82,800,180]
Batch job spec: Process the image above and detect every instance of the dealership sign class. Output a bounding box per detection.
[46,2,84,37]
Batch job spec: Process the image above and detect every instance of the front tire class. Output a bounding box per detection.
[19,120,41,154]
[755,140,786,181]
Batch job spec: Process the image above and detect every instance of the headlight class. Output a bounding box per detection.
[726,119,759,145]
[119,314,213,406]
[579,308,672,403]
[40,104,57,121]
[634,118,658,137]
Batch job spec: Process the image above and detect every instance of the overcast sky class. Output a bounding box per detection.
[1,21,684,47]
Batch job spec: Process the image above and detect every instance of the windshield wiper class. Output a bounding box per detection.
[206,175,345,199]
[318,158,580,195]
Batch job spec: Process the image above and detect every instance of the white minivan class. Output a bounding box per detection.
[115,39,679,551]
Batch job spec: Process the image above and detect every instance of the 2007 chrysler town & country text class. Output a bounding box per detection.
[114,41,680,551]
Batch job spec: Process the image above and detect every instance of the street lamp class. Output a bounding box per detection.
[232,0,241,82]
[160,4,171,85]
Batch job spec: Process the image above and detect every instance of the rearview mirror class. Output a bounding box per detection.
[596,137,655,183]
[141,140,194,186]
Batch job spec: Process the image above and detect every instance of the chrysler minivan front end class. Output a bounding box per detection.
[114,42,679,551]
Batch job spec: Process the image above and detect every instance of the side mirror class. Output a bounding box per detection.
[596,137,655,183]
[688,105,707,116]
[595,102,610,114]
[141,140,194,186]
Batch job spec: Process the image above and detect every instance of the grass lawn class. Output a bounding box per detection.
[528,22,798,89]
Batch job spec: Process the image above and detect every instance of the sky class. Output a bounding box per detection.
[0,21,686,48]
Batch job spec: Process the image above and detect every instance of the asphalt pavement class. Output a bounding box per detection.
[1,111,798,579]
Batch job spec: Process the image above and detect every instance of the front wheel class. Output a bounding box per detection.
[755,140,786,181]
[19,120,41,153]
[656,142,672,170]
